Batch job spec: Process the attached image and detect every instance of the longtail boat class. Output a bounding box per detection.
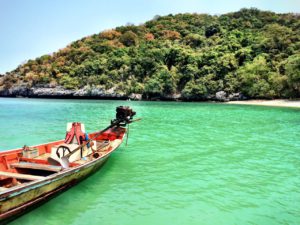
[0,106,137,223]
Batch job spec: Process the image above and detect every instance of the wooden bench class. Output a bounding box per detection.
[0,171,45,181]
[10,162,62,172]
[0,186,8,192]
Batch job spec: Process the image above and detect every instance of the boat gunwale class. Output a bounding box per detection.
[0,139,64,155]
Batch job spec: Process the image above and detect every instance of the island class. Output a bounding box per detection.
[0,8,299,102]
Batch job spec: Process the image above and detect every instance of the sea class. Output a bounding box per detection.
[0,98,299,225]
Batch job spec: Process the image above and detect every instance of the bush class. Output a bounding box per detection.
[119,31,138,47]
[59,75,79,89]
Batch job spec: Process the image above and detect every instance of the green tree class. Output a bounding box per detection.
[184,34,205,48]
[285,54,300,96]
[119,31,138,47]
[261,24,293,52]
[182,80,208,99]
[59,75,79,89]
[205,24,221,38]
[237,55,275,98]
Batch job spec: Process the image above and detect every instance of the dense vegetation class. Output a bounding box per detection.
[1,8,300,100]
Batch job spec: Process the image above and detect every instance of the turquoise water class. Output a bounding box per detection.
[0,98,300,225]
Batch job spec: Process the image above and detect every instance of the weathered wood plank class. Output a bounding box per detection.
[11,162,62,172]
[0,171,44,181]
[0,187,8,192]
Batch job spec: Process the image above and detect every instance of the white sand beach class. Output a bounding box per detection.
[225,99,300,108]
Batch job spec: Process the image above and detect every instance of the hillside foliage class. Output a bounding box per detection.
[1,8,300,99]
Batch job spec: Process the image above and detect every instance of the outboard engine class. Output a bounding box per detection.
[112,106,136,126]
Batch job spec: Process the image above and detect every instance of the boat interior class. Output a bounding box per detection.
[0,123,125,192]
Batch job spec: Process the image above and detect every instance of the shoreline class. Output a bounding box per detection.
[1,96,300,108]
[225,99,300,108]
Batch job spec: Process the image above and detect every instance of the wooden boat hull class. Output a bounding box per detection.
[0,126,126,223]
[0,155,109,223]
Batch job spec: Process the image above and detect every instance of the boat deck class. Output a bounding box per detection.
[0,139,122,193]
[35,153,51,160]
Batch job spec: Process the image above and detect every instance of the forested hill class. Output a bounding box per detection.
[0,8,300,100]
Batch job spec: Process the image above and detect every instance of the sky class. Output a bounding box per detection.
[0,0,299,74]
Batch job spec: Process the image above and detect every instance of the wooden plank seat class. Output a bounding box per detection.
[0,171,45,181]
[10,162,62,172]
[0,187,8,192]
[19,157,79,167]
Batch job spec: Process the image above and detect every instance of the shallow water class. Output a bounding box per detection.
[0,98,299,225]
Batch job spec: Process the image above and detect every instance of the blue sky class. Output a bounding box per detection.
[0,0,299,74]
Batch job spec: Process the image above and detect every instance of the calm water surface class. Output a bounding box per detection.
[0,98,299,225]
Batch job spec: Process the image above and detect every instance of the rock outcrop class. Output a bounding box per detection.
[128,93,142,100]
[0,84,247,102]
[228,92,247,101]
[0,86,127,99]
[215,91,229,102]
